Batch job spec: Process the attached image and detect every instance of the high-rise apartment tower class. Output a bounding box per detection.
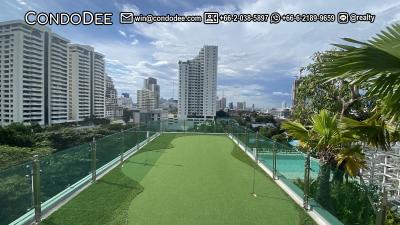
[178,45,218,120]
[0,20,69,126]
[68,44,105,121]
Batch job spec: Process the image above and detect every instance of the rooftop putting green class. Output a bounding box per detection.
[41,134,315,225]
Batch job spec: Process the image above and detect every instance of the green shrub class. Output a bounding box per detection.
[0,145,51,170]
[295,178,377,225]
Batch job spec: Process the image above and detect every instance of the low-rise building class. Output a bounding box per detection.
[132,109,167,124]
[267,107,291,119]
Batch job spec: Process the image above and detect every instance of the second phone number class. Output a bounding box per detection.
[218,13,336,23]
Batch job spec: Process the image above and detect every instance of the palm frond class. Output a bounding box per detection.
[336,146,366,177]
[311,110,340,148]
[281,120,310,142]
[321,23,400,121]
[340,114,391,150]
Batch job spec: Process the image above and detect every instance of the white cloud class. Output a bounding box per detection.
[130,39,139,45]
[117,3,140,15]
[3,0,39,12]
[118,30,127,37]
[272,92,290,96]
[91,39,182,99]
[244,66,261,73]
[15,0,26,5]
[219,65,237,76]
[119,0,400,107]
[65,0,395,107]
[152,60,169,66]
[104,58,122,66]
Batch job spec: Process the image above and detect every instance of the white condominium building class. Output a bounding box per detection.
[0,20,69,126]
[137,77,160,110]
[144,77,160,108]
[92,51,105,117]
[137,89,157,110]
[68,44,105,121]
[48,31,69,124]
[105,75,122,118]
[178,45,218,120]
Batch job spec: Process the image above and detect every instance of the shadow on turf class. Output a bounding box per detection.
[40,135,190,225]
[137,133,186,153]
[97,179,139,189]
[230,144,264,173]
[40,168,144,225]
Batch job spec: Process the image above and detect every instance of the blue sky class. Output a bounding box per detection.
[1,0,400,108]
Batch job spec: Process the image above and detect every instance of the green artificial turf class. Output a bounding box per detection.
[41,134,315,225]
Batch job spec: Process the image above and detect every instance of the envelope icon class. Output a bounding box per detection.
[120,12,134,24]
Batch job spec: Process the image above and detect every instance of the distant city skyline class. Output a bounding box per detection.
[0,1,399,107]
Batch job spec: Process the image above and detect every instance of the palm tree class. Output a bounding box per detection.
[282,110,347,208]
[321,23,400,122]
[282,110,364,208]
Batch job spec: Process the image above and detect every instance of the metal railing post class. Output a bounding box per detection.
[91,137,97,182]
[147,131,150,143]
[303,151,311,210]
[273,143,278,180]
[136,128,139,151]
[245,127,249,151]
[183,120,186,133]
[375,190,388,225]
[32,155,41,223]
[251,132,259,197]
[256,131,259,157]
[253,147,257,159]
[120,129,124,165]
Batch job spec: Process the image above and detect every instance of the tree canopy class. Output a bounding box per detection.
[292,51,375,124]
[321,23,400,123]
